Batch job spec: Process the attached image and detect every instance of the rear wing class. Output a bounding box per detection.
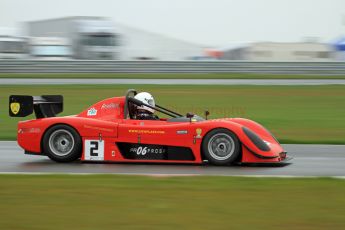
[9,95,63,119]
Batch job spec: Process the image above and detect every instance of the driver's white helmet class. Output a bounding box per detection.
[134,92,155,113]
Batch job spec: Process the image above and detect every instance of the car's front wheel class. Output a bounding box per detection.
[202,128,241,165]
[42,125,82,162]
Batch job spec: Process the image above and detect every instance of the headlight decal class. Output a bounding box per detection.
[242,127,271,151]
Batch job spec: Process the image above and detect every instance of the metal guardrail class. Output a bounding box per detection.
[0,60,345,75]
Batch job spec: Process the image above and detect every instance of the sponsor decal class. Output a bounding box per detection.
[196,128,202,138]
[18,128,41,134]
[83,125,113,132]
[177,130,188,135]
[87,107,97,116]
[129,146,166,155]
[101,103,119,110]
[117,143,195,161]
[128,129,165,134]
[10,102,20,115]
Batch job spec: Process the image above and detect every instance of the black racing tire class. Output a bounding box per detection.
[202,128,241,165]
[42,124,82,163]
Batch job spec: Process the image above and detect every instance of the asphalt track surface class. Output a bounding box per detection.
[1,79,345,85]
[0,141,345,177]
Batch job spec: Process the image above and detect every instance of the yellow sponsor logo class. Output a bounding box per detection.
[10,102,20,115]
[128,129,165,134]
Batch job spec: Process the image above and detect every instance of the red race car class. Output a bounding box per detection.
[9,89,290,165]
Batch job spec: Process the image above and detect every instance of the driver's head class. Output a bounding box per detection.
[134,92,155,114]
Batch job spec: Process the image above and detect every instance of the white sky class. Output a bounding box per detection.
[1,0,345,47]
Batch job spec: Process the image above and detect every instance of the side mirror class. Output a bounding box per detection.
[186,112,194,119]
[186,112,195,122]
[204,110,210,120]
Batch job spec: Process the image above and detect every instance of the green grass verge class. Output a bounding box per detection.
[1,73,345,79]
[0,175,344,230]
[1,85,345,143]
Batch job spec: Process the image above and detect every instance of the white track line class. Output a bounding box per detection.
[0,172,345,179]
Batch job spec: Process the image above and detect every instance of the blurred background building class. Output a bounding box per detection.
[117,24,204,60]
[334,37,345,61]
[26,17,118,60]
[24,16,204,60]
[0,16,344,61]
[220,42,335,61]
[0,28,28,59]
[29,37,72,60]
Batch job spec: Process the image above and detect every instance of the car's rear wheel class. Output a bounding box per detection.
[202,128,241,165]
[43,125,82,162]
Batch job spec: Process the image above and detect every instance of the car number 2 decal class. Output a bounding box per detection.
[84,140,104,161]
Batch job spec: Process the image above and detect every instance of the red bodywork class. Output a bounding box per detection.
[17,96,288,164]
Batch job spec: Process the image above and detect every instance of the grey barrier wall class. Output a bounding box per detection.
[0,60,345,75]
